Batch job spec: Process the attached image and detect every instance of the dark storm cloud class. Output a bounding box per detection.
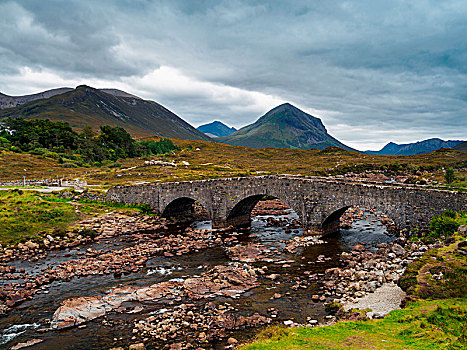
[0,0,466,149]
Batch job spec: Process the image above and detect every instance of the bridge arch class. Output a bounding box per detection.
[320,204,398,236]
[161,196,211,220]
[225,194,304,230]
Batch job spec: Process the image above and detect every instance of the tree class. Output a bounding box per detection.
[81,125,94,139]
[444,168,455,185]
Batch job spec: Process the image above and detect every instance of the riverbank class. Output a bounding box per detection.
[240,298,467,350]
[240,223,467,350]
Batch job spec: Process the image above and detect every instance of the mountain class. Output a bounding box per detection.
[366,138,464,155]
[0,88,144,110]
[217,103,355,151]
[453,141,467,152]
[0,85,211,141]
[197,121,237,137]
[0,88,73,110]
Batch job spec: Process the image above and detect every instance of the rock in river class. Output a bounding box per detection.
[51,281,181,329]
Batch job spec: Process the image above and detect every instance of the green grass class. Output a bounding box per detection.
[241,299,467,350]
[0,190,77,245]
[0,190,148,246]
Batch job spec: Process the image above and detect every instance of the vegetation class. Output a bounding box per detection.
[427,210,465,240]
[0,118,179,165]
[0,117,466,188]
[0,189,153,246]
[241,299,466,350]
[0,189,77,245]
[445,168,455,185]
[398,215,467,299]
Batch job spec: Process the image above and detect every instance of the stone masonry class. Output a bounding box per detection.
[106,175,467,236]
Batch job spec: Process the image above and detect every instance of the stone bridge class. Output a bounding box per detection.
[106,175,466,236]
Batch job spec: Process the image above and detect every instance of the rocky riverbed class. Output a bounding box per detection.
[0,200,420,349]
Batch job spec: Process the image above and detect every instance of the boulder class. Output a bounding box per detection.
[11,339,43,350]
[24,241,39,250]
[392,244,406,256]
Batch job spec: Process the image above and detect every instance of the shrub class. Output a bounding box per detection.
[62,162,78,168]
[136,203,153,215]
[108,162,122,168]
[324,301,342,315]
[445,168,455,185]
[429,210,460,238]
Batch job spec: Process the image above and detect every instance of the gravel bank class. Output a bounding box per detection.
[343,282,406,318]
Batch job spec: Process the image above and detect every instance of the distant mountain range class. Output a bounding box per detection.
[1,86,463,154]
[0,86,211,141]
[218,103,356,151]
[366,138,464,156]
[197,121,237,138]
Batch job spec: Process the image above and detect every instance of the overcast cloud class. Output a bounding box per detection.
[0,0,466,150]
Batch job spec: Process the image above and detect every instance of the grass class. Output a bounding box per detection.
[241,299,466,350]
[0,189,148,246]
[398,227,467,299]
[2,139,466,189]
[0,190,77,245]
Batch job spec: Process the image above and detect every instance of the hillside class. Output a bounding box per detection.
[197,121,237,137]
[367,138,463,155]
[0,88,73,110]
[0,86,211,141]
[218,103,355,151]
[453,141,467,152]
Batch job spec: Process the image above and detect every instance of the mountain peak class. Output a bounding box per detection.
[0,85,211,141]
[197,120,236,137]
[218,103,355,151]
[255,103,327,134]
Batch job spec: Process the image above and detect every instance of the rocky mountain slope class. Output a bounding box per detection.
[0,88,73,110]
[218,103,355,151]
[0,85,211,141]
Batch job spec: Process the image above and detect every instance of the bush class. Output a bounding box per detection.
[324,301,342,315]
[136,203,153,215]
[429,211,460,238]
[30,147,47,155]
[108,162,122,168]
[444,168,455,185]
[62,162,78,168]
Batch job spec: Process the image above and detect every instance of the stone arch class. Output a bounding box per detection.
[321,205,352,235]
[225,194,304,230]
[320,204,398,237]
[162,196,211,220]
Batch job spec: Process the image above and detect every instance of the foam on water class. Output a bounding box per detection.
[0,323,40,345]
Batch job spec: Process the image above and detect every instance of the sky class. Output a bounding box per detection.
[0,0,466,150]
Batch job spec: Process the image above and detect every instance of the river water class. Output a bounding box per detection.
[0,209,395,349]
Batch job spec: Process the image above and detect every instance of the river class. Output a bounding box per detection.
[0,207,395,349]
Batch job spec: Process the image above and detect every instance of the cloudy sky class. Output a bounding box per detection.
[1,0,466,150]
